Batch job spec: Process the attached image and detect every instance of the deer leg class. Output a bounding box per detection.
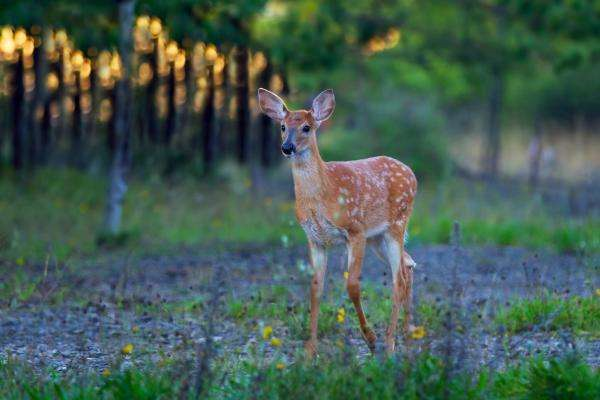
[346,234,376,352]
[305,241,327,358]
[383,231,413,354]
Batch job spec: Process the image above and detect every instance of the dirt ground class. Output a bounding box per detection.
[1,243,598,374]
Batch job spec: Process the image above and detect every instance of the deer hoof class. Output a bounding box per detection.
[384,337,396,355]
[362,327,377,352]
[304,340,318,359]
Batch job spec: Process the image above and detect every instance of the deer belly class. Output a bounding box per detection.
[300,218,346,246]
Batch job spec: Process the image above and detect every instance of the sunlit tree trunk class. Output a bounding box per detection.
[27,30,49,166]
[11,49,25,170]
[146,39,159,144]
[235,46,249,164]
[164,61,176,145]
[216,49,230,160]
[202,64,215,173]
[104,0,134,234]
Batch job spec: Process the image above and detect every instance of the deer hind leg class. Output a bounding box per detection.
[306,241,327,358]
[383,230,413,354]
[346,234,377,352]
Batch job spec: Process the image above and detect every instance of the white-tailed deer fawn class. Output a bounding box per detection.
[258,88,417,357]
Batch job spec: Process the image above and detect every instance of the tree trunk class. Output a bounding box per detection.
[11,49,25,170]
[202,65,215,173]
[104,0,134,234]
[216,49,229,160]
[27,32,48,166]
[164,61,176,145]
[528,116,542,188]
[145,40,159,143]
[481,68,503,178]
[259,56,274,167]
[70,71,83,167]
[234,46,249,164]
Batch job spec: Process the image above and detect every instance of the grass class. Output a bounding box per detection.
[1,353,598,399]
[0,167,598,264]
[224,282,446,341]
[495,293,600,336]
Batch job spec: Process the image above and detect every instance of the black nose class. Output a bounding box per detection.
[281,143,296,155]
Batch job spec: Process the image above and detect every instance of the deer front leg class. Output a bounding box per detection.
[383,231,413,354]
[305,241,327,358]
[346,234,377,352]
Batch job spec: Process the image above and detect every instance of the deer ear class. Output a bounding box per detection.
[311,89,335,123]
[258,88,288,121]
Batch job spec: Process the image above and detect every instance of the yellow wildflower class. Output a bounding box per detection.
[102,368,111,377]
[121,343,134,355]
[595,288,600,297]
[131,325,140,333]
[262,325,273,340]
[343,271,349,280]
[276,362,285,370]
[337,308,346,323]
[270,337,282,347]
[410,326,426,340]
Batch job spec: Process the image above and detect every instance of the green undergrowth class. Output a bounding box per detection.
[1,353,598,399]
[495,293,600,336]
[224,283,447,340]
[1,167,597,265]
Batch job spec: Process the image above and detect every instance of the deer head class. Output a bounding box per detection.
[258,88,335,158]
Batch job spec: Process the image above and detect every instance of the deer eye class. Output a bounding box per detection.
[302,125,310,132]
[281,125,286,132]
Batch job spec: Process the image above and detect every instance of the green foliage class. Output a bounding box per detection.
[536,63,600,125]
[494,355,600,400]
[319,92,449,181]
[3,354,598,399]
[495,294,600,335]
[410,180,600,254]
[1,169,597,264]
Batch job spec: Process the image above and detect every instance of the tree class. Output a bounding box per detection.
[104,0,134,235]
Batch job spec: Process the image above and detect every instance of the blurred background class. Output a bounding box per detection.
[0,0,598,261]
[1,2,600,392]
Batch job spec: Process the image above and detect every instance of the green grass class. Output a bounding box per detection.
[1,167,597,264]
[495,293,600,336]
[1,353,598,399]
[224,282,446,341]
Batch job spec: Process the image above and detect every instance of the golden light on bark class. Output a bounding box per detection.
[136,15,150,29]
[14,28,26,49]
[110,52,122,80]
[175,49,186,70]
[23,37,35,57]
[54,29,67,46]
[81,59,92,79]
[166,40,178,62]
[149,17,162,38]
[46,72,59,91]
[364,27,401,55]
[71,50,84,71]
[138,62,153,84]
[204,44,218,63]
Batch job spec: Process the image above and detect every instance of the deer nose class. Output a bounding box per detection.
[281,142,296,155]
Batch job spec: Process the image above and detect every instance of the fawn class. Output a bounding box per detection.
[258,88,417,357]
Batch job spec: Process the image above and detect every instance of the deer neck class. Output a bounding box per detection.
[291,139,330,200]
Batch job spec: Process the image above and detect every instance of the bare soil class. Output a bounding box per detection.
[1,244,598,374]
